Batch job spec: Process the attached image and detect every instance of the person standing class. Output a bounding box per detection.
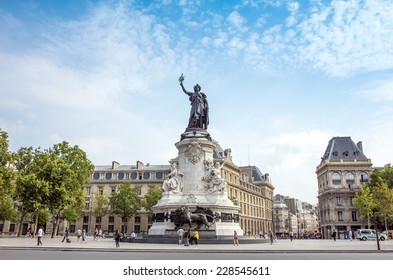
[76,228,82,242]
[114,230,121,248]
[37,227,44,246]
[233,230,239,246]
[269,230,274,245]
[82,228,87,244]
[130,231,136,242]
[289,231,294,241]
[347,229,352,241]
[177,228,184,245]
[193,230,199,245]
[332,230,337,241]
[62,227,69,243]
[183,230,190,247]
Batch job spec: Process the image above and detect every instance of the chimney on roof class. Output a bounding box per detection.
[112,161,119,169]
[357,141,363,152]
[136,160,144,169]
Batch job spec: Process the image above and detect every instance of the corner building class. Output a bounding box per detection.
[316,137,372,239]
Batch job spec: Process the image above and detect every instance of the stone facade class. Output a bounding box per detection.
[316,137,372,239]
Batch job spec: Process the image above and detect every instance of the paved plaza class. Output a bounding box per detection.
[1,236,392,253]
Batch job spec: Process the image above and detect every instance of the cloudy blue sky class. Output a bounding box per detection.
[1,0,393,204]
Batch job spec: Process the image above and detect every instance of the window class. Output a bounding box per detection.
[135,216,141,224]
[93,172,99,180]
[83,216,89,223]
[9,224,15,232]
[108,216,115,223]
[350,196,355,206]
[143,172,150,179]
[86,186,91,195]
[332,172,341,185]
[134,225,141,233]
[108,225,114,233]
[85,200,90,210]
[337,211,343,221]
[156,172,163,180]
[352,211,358,221]
[346,173,354,184]
[136,188,142,196]
[98,187,104,195]
[336,197,342,206]
[111,186,116,193]
[360,172,369,183]
[105,173,112,180]
[96,217,101,224]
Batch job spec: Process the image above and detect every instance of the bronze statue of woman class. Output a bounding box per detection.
[179,74,209,130]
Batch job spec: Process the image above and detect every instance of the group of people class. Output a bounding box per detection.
[177,228,199,246]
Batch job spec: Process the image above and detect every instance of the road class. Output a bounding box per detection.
[1,248,393,260]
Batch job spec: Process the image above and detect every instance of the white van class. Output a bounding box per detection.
[356,229,387,241]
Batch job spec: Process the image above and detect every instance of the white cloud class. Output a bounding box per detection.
[227,11,248,33]
[355,78,393,102]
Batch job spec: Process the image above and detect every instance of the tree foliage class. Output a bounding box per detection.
[0,128,16,221]
[142,187,162,219]
[354,167,393,229]
[353,185,375,228]
[109,183,141,231]
[93,194,110,228]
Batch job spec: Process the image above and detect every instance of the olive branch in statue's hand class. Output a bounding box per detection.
[179,73,185,84]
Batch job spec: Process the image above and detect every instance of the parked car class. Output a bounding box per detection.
[356,229,387,241]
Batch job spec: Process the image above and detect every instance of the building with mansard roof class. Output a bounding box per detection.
[316,136,372,239]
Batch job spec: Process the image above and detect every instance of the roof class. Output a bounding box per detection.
[320,136,368,163]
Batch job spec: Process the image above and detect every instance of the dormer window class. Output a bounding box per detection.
[353,151,360,156]
[332,151,338,156]
[343,151,349,157]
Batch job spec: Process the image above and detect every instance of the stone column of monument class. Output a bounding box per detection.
[148,75,243,238]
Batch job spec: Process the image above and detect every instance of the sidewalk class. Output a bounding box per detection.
[1,236,393,253]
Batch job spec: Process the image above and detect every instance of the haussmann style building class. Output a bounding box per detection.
[316,136,373,239]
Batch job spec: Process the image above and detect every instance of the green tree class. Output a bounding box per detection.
[109,183,141,233]
[0,128,16,221]
[13,147,51,236]
[142,187,162,221]
[372,180,393,232]
[353,185,375,228]
[93,194,110,230]
[44,141,94,236]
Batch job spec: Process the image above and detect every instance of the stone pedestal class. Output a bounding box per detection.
[148,128,243,238]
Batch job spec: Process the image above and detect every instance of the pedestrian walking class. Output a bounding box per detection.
[61,227,69,243]
[269,230,274,245]
[82,228,87,243]
[183,230,190,247]
[177,228,184,245]
[192,229,199,245]
[37,227,44,246]
[289,231,294,241]
[347,229,352,241]
[76,228,82,242]
[130,231,136,243]
[114,230,121,248]
[332,230,337,241]
[233,230,239,246]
